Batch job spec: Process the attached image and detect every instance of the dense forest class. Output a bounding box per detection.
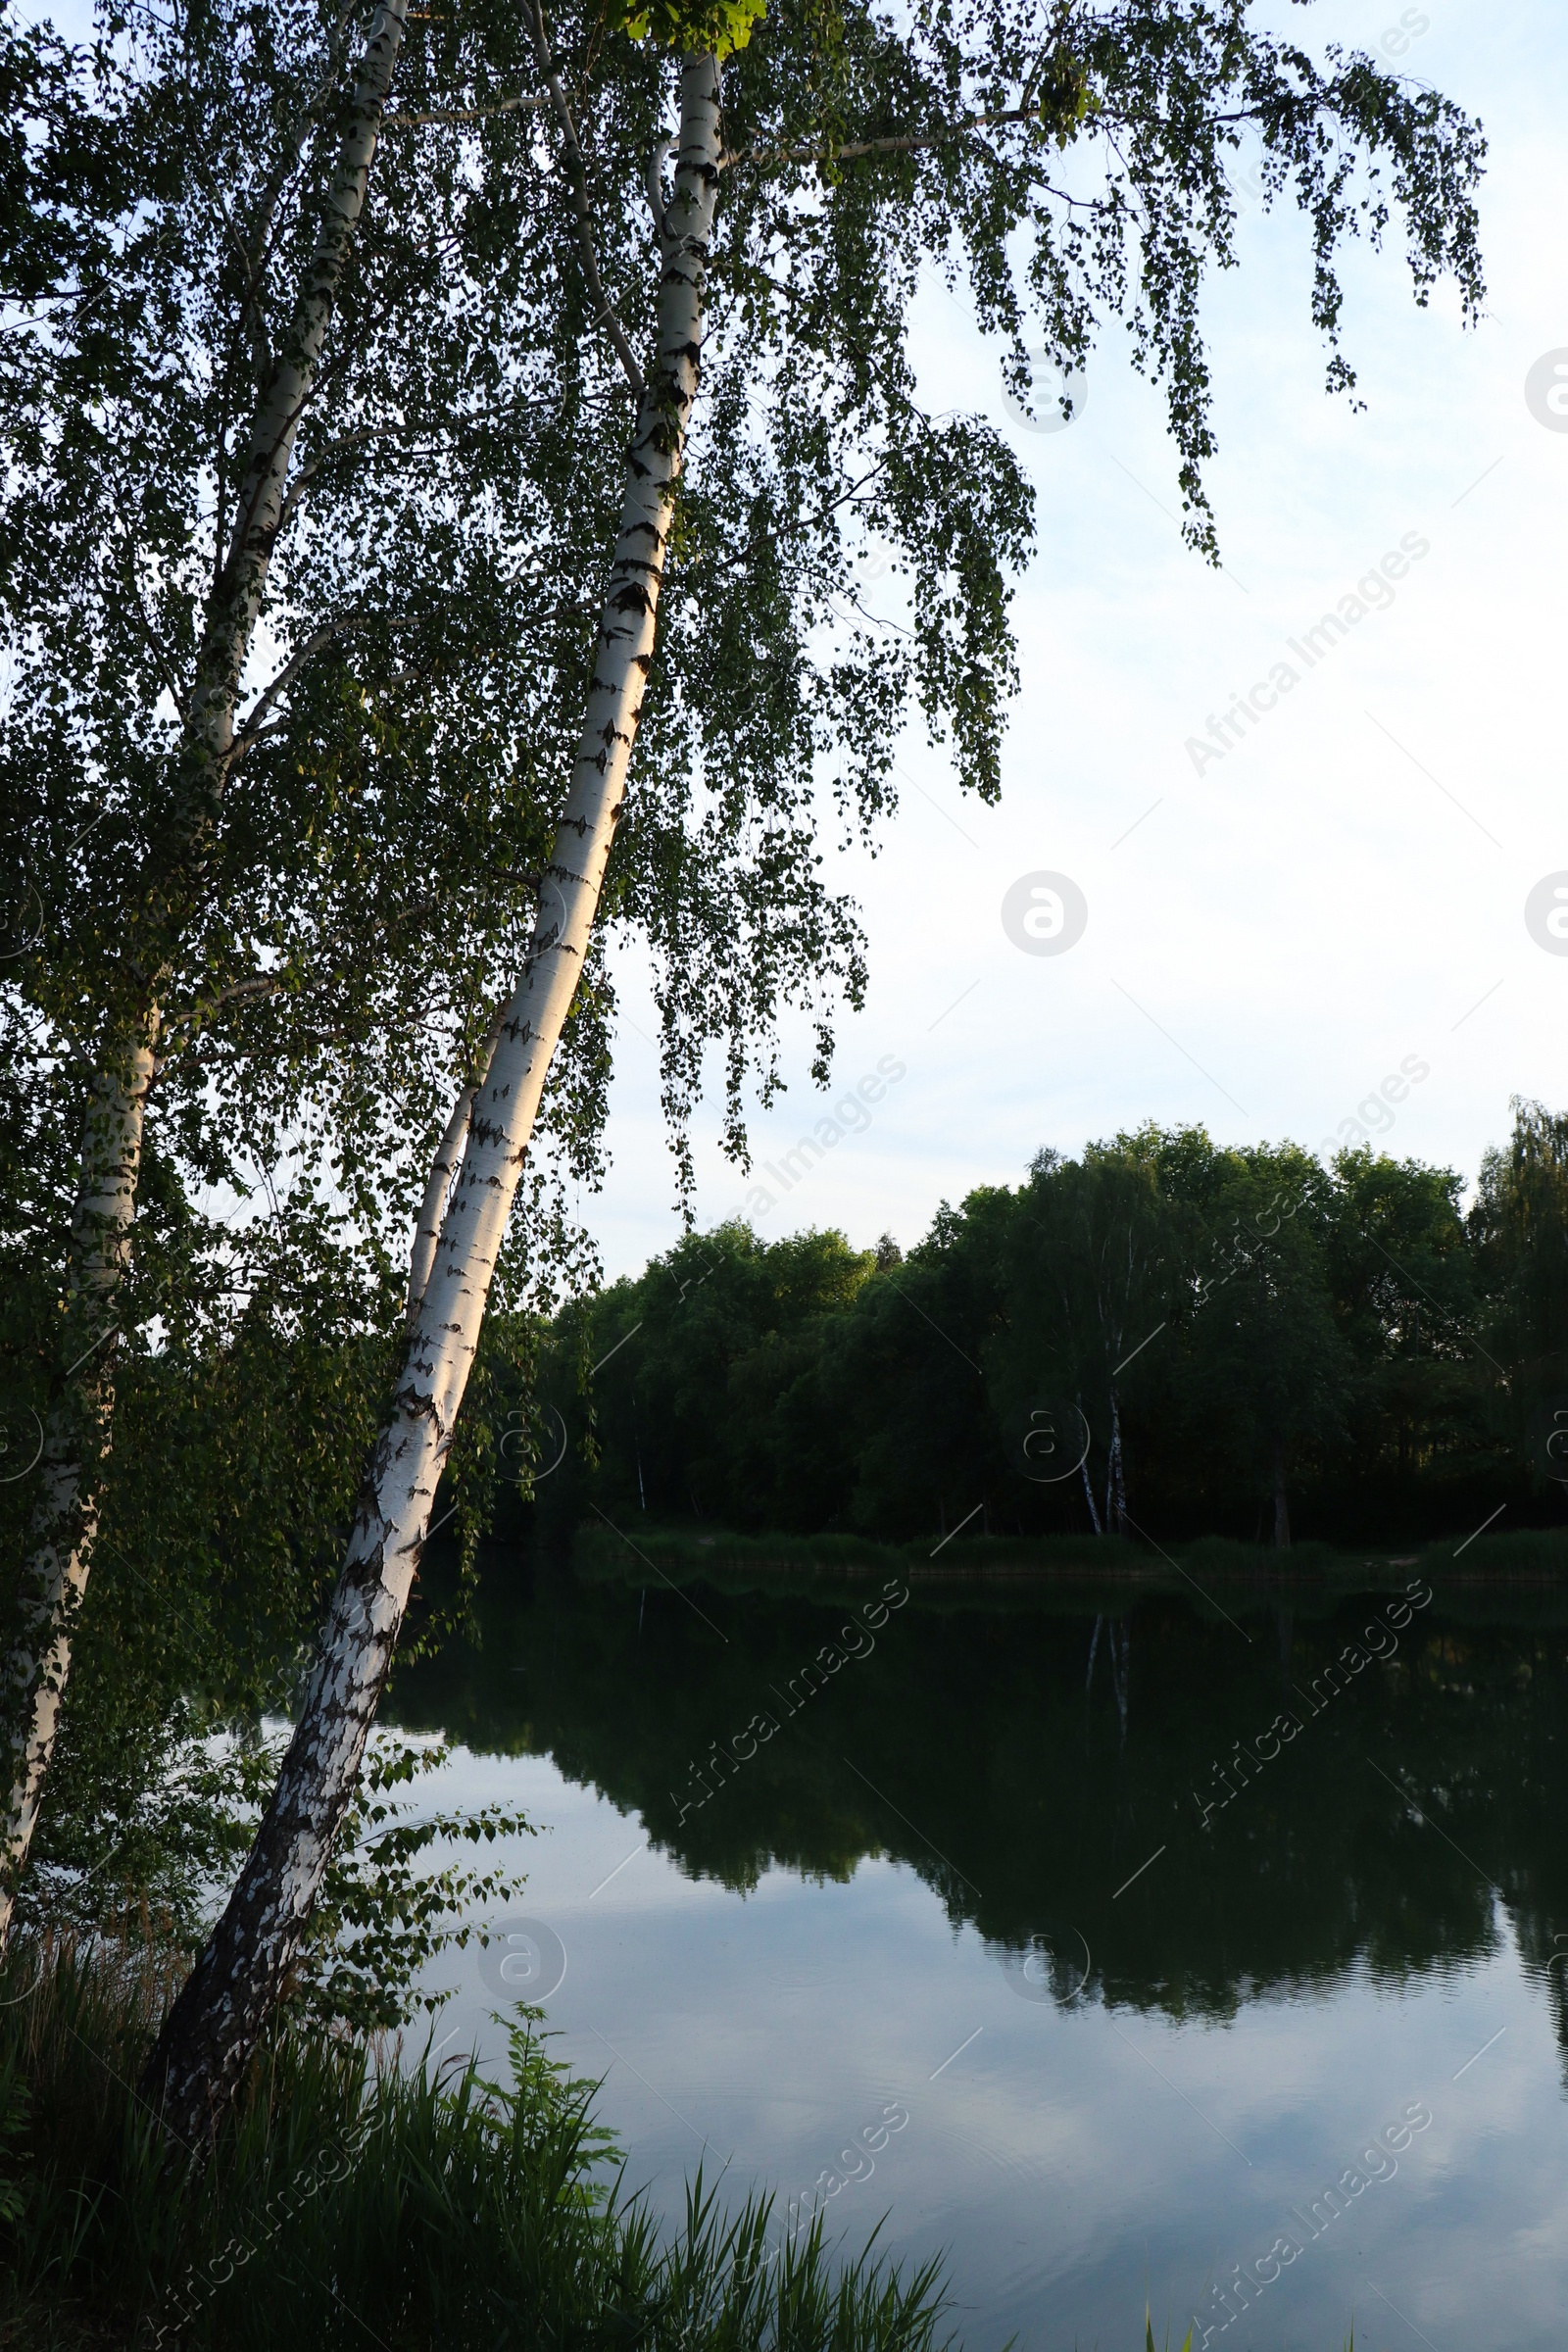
[526,1100,1568,1551]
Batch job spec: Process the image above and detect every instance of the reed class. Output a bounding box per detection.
[0,1937,955,2351]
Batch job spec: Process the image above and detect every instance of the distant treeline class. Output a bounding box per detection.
[524,1101,1568,1549]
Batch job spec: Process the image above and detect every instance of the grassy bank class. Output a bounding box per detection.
[574,1517,1568,1594]
[0,1940,955,2351]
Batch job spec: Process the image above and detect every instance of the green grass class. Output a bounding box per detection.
[0,1938,956,2351]
[573,1520,1153,1586]
[574,1515,1568,1593]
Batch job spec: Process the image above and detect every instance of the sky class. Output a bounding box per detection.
[583,0,1568,1281]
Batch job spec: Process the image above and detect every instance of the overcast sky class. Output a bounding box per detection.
[581,0,1568,1280]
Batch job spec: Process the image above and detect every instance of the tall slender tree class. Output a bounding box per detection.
[0,0,416,1945]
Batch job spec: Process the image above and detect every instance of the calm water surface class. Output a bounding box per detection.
[388,1557,1568,2349]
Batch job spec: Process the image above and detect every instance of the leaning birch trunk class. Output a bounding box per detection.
[0,0,409,1954]
[140,53,724,2144]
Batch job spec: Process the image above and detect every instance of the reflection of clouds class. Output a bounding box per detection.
[397,1745,1568,2350]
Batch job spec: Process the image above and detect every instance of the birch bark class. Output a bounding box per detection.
[184,0,412,825]
[403,1014,503,1329]
[0,1035,156,1947]
[0,0,409,1949]
[140,52,724,2145]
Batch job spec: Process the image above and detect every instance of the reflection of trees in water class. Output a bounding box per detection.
[391,1562,1568,2031]
[1086,1613,1131,1743]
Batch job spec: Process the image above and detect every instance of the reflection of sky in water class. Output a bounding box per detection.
[416,1748,1568,2351]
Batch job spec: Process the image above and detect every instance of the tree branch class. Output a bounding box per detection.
[724,97,1073,172]
[525,1,646,401]
[382,91,546,127]
[645,134,672,235]
[228,614,376,757]
[118,540,188,716]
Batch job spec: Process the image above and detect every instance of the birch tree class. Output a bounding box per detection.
[995,1142,1184,1536]
[0,0,416,1946]
[3,0,1029,1970]
[137,0,1490,2141]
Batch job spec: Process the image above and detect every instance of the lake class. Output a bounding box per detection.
[387,1550,1568,2349]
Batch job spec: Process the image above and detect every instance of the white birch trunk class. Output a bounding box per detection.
[1106,1387,1127,1539]
[141,53,724,2144]
[0,0,408,1953]
[0,1038,157,1947]
[403,1014,503,1328]
[1080,1449,1103,1537]
[188,0,412,790]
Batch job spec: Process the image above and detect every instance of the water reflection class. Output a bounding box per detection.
[393,1554,1568,2058]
